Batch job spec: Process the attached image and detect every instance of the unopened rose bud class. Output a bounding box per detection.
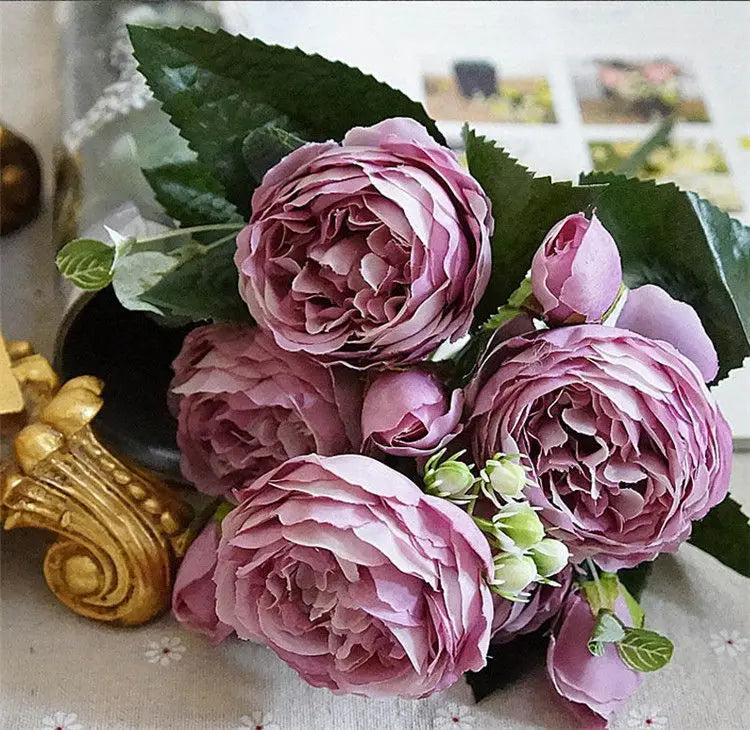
[485,456,527,499]
[493,554,537,596]
[425,459,475,499]
[362,369,463,457]
[529,538,570,578]
[494,502,545,550]
[531,213,622,325]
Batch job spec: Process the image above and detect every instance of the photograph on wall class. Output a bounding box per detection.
[589,138,742,211]
[573,58,709,124]
[423,58,556,124]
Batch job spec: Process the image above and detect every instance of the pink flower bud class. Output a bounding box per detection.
[531,213,622,324]
[361,369,463,457]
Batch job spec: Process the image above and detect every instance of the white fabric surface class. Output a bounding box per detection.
[2,481,749,730]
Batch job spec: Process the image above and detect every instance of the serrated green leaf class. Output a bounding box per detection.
[128,26,443,215]
[579,172,750,381]
[588,610,626,655]
[139,238,251,324]
[56,239,115,291]
[464,128,602,326]
[689,496,750,577]
[617,628,674,672]
[482,277,535,331]
[242,125,307,185]
[111,250,180,315]
[142,161,244,227]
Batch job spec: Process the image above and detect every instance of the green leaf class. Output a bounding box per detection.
[142,161,244,226]
[213,501,234,523]
[111,250,181,316]
[139,238,251,324]
[464,128,602,326]
[579,173,750,381]
[689,496,750,577]
[128,26,444,214]
[482,277,535,331]
[56,239,115,290]
[617,627,674,672]
[580,573,620,616]
[615,116,674,177]
[619,583,646,629]
[588,610,626,656]
[242,125,307,185]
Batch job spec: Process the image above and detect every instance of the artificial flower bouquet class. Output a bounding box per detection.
[56,27,750,728]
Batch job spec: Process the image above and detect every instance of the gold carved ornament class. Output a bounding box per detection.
[1,337,194,626]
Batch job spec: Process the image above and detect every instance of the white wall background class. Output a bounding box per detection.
[220,1,750,441]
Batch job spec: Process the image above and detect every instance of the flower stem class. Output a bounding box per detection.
[465,479,482,516]
[136,222,244,245]
[586,557,605,607]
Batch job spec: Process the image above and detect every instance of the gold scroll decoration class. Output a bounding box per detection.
[1,343,193,626]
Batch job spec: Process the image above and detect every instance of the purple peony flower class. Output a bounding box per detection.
[491,565,573,643]
[616,284,718,382]
[171,521,232,644]
[171,324,362,498]
[214,454,494,699]
[466,325,732,571]
[361,369,463,457]
[531,213,622,324]
[235,117,492,368]
[547,592,640,727]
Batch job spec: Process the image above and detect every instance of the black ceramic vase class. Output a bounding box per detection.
[54,286,191,482]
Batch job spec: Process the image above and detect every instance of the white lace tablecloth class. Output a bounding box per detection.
[2,499,750,730]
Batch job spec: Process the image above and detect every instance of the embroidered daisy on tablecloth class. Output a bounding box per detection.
[236,710,280,730]
[624,707,667,728]
[433,703,475,730]
[709,630,749,657]
[144,636,186,666]
[41,711,83,730]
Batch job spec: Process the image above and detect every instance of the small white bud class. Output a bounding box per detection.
[529,538,570,578]
[494,502,545,550]
[492,554,537,596]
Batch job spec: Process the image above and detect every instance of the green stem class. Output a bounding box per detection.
[586,557,605,607]
[465,479,483,516]
[136,222,243,245]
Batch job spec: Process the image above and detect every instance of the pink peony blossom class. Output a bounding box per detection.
[361,369,463,457]
[235,117,492,368]
[547,592,640,727]
[616,284,718,382]
[171,324,362,498]
[466,325,732,571]
[214,454,494,698]
[171,521,232,644]
[531,213,622,325]
[492,566,573,644]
